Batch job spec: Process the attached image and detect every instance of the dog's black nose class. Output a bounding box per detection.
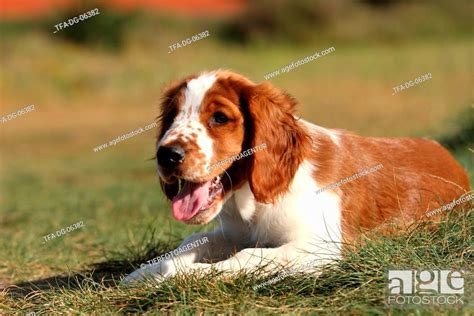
[157,145,185,169]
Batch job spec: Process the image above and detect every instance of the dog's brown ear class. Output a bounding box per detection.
[157,80,186,140]
[243,83,310,203]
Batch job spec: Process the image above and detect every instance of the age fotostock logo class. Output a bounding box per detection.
[386,270,465,306]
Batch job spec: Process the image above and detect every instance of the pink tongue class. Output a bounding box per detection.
[172,180,211,221]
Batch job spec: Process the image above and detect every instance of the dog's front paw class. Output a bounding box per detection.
[122,267,167,285]
[122,268,164,285]
[122,260,177,285]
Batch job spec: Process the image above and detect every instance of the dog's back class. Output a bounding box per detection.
[308,129,471,239]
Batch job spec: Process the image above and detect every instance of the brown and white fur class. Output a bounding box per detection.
[123,70,471,284]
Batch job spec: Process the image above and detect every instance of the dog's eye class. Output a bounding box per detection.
[213,112,229,124]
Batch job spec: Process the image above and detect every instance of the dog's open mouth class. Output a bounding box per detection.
[171,176,223,222]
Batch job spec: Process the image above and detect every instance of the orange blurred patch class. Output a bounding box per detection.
[0,0,73,19]
[0,0,245,20]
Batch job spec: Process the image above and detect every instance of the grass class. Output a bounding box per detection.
[1,208,472,313]
[0,11,473,314]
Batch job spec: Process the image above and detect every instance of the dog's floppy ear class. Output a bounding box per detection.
[157,80,186,200]
[157,80,186,140]
[243,82,310,203]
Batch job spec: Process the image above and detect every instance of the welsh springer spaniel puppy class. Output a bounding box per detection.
[124,70,471,284]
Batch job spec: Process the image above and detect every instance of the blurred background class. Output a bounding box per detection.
[0,0,472,285]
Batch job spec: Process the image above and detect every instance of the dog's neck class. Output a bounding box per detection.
[217,121,345,246]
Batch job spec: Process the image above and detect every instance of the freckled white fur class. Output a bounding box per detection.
[159,73,217,174]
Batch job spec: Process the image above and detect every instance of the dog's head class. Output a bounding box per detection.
[156,70,309,224]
